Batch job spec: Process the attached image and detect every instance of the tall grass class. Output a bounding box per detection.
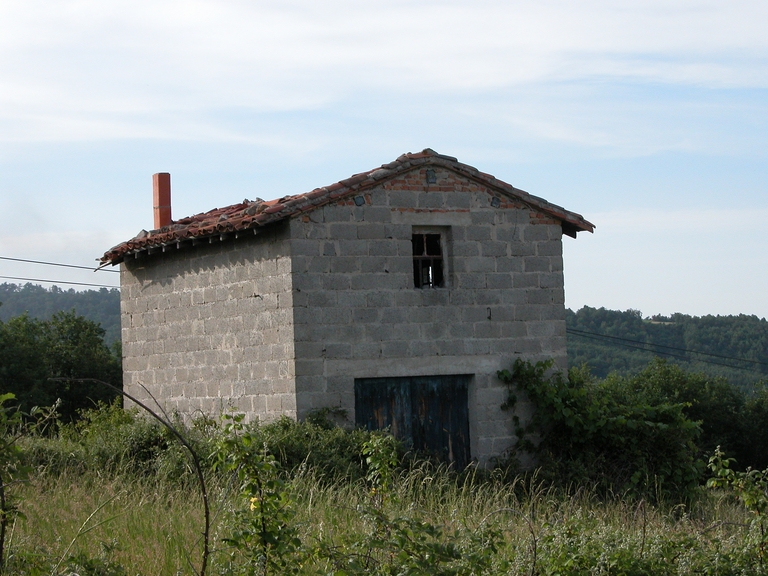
[2,462,761,575]
[4,406,764,575]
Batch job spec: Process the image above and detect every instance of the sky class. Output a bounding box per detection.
[0,0,766,318]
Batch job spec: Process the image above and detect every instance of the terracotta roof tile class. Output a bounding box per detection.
[99,149,594,265]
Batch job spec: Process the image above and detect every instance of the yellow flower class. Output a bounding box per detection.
[249,496,261,511]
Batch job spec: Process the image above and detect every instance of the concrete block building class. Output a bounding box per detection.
[100,149,593,467]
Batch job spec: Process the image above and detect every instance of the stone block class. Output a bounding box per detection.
[393,290,422,307]
[362,206,392,223]
[338,239,368,256]
[523,225,551,241]
[322,205,353,222]
[444,191,471,209]
[352,340,382,358]
[320,307,352,325]
[523,257,551,273]
[330,257,360,274]
[509,242,535,257]
[365,291,394,307]
[409,339,439,356]
[465,257,495,273]
[380,308,408,324]
[456,273,485,289]
[448,290,475,306]
[381,340,408,357]
[421,322,449,339]
[481,242,508,257]
[473,322,502,339]
[470,211,495,225]
[368,239,398,257]
[322,275,351,290]
[357,223,387,239]
[417,192,445,209]
[475,290,503,306]
[485,273,512,289]
[421,289,450,306]
[387,190,417,208]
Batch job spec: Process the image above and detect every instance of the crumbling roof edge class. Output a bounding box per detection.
[100,149,594,265]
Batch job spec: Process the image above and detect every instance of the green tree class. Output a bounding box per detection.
[0,311,120,421]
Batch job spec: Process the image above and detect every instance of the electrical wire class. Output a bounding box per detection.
[566,328,767,374]
[567,328,768,367]
[0,255,118,272]
[0,275,118,289]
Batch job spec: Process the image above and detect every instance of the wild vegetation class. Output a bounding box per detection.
[0,310,121,421]
[1,290,768,572]
[0,398,762,575]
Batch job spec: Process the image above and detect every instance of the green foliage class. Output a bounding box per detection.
[6,401,768,574]
[313,429,504,575]
[215,413,303,576]
[362,432,399,504]
[0,310,121,421]
[498,358,704,501]
[238,413,380,482]
[0,283,120,344]
[605,359,745,461]
[566,306,768,392]
[0,392,59,572]
[708,447,768,568]
[23,401,215,485]
[742,386,768,471]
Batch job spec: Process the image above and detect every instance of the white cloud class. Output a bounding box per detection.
[1,0,766,143]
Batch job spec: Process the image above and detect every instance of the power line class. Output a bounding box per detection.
[566,328,767,374]
[0,275,118,289]
[0,255,118,272]
[567,328,768,367]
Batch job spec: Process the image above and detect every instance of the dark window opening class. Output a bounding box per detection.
[355,375,471,470]
[412,233,444,288]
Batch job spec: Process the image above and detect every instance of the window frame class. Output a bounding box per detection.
[411,226,451,289]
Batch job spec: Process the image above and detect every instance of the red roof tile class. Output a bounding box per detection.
[99,149,594,265]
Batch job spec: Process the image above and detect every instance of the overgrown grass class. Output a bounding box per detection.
[4,464,762,575]
[2,403,766,574]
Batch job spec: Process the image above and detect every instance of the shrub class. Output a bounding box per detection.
[243,411,391,483]
[498,359,704,501]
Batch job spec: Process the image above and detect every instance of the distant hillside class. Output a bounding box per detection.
[566,306,768,392]
[0,283,121,344]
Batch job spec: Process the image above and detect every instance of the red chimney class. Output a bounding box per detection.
[153,173,172,229]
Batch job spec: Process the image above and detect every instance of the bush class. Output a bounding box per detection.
[498,359,704,501]
[238,410,395,483]
[24,401,216,484]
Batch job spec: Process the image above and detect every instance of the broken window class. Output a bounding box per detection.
[412,233,444,288]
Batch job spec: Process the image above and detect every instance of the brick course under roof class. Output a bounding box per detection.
[99,149,594,266]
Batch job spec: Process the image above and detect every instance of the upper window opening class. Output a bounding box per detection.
[412,233,444,288]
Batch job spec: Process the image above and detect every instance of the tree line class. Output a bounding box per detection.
[567,305,768,391]
[0,283,120,344]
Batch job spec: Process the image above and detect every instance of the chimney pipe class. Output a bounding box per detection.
[153,173,172,229]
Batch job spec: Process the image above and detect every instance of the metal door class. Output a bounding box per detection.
[355,375,471,469]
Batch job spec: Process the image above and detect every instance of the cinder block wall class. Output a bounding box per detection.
[119,223,297,421]
[289,166,567,464]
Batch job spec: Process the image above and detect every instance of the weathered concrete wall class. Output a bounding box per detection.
[288,166,567,464]
[119,222,297,421]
